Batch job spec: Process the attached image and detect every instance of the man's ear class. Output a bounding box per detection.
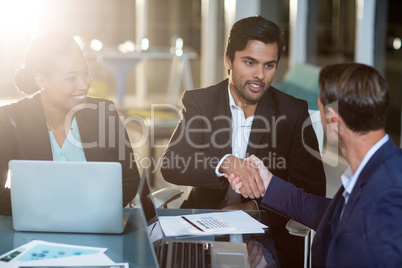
[224,54,232,70]
[326,107,340,124]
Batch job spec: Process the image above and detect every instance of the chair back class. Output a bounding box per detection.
[308,109,324,154]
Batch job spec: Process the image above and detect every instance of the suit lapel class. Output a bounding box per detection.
[19,94,53,160]
[333,139,399,236]
[246,88,275,156]
[334,187,361,237]
[322,187,345,233]
[212,80,232,156]
[311,187,344,265]
[76,99,102,161]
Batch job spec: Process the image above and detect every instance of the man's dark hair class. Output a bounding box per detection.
[319,63,389,133]
[225,15,285,63]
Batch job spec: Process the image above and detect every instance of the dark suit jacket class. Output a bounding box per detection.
[0,93,140,215]
[161,79,326,226]
[261,138,402,267]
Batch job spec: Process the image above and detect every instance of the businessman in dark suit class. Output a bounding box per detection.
[161,16,326,267]
[229,63,402,267]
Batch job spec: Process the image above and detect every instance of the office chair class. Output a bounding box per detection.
[273,63,321,110]
[129,169,184,209]
[126,106,180,187]
[285,109,323,268]
[151,187,184,208]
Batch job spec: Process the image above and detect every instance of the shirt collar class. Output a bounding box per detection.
[70,117,78,133]
[341,134,389,202]
[228,84,238,110]
[46,117,77,131]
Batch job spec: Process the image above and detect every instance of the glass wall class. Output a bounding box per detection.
[0,0,202,101]
[307,0,356,65]
[384,0,402,144]
[303,0,401,144]
[0,0,400,143]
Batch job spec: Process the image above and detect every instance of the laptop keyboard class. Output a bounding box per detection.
[171,241,211,268]
[155,244,168,268]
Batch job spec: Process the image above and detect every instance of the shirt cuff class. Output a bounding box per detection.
[215,154,233,177]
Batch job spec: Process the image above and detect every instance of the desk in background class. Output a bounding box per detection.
[0,208,278,267]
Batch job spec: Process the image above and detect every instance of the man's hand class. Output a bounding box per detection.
[225,173,243,194]
[220,155,265,199]
[245,155,273,188]
[225,155,273,198]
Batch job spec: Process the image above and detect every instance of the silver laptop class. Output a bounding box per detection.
[135,172,250,268]
[9,160,128,234]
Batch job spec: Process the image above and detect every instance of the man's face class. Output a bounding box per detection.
[225,40,278,106]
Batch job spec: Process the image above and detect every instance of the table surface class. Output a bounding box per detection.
[0,208,278,267]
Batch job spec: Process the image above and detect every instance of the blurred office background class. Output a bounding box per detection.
[0,0,401,201]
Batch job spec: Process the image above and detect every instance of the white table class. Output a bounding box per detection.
[85,48,197,106]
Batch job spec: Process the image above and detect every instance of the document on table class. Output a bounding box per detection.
[0,240,128,268]
[159,210,268,237]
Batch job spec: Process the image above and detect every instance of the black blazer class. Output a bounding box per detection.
[0,93,140,215]
[161,79,326,226]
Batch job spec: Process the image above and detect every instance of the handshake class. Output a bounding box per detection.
[221,155,273,199]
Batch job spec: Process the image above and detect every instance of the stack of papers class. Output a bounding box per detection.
[159,210,268,237]
[0,240,128,268]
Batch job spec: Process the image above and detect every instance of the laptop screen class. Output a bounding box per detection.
[9,160,124,234]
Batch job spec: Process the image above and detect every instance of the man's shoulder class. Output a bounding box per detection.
[261,86,309,118]
[364,141,402,191]
[183,79,228,100]
[269,86,308,106]
[382,145,402,184]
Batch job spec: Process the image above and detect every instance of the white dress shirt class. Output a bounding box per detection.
[215,85,255,206]
[215,85,254,176]
[48,117,87,161]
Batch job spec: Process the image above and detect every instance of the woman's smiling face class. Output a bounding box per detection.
[39,51,92,113]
